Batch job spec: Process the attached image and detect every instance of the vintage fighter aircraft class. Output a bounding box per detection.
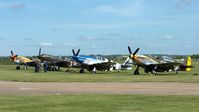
[128,46,193,75]
[72,49,115,73]
[37,48,71,70]
[10,50,35,70]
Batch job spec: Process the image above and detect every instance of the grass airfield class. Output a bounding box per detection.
[0,62,199,112]
[1,95,199,112]
[0,61,198,82]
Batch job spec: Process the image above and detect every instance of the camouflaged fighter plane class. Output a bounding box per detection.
[128,46,193,75]
[37,48,71,71]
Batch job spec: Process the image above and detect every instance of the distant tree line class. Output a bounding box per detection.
[0,57,13,65]
[191,54,199,59]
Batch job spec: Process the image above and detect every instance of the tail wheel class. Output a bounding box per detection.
[23,66,28,70]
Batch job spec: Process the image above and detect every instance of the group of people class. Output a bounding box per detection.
[34,60,48,73]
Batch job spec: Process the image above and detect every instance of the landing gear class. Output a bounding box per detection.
[80,65,84,73]
[151,70,157,75]
[134,66,139,75]
[80,68,84,73]
[58,66,60,71]
[51,66,58,71]
[16,66,20,70]
[16,66,28,70]
[91,67,96,74]
[151,65,157,75]
[23,66,28,70]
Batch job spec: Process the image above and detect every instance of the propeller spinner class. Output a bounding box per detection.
[10,50,17,61]
[128,46,139,60]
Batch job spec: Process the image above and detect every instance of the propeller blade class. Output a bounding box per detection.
[133,48,139,56]
[128,46,132,54]
[72,49,75,56]
[11,50,13,55]
[76,49,80,56]
[39,47,41,55]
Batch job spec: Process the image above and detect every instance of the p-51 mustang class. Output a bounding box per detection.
[128,46,193,75]
[10,50,35,70]
[72,49,115,73]
[37,48,71,71]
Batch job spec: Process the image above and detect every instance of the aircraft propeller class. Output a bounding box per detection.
[72,49,75,56]
[128,46,132,54]
[39,47,42,56]
[72,49,80,56]
[128,46,139,60]
[133,48,139,56]
[11,50,14,56]
[10,50,18,61]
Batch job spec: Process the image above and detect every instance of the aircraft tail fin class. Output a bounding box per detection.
[185,56,192,71]
[180,56,193,71]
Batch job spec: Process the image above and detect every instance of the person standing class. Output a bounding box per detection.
[43,61,48,72]
[34,61,39,73]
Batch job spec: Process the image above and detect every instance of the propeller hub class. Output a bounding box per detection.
[129,54,133,59]
[132,55,137,60]
[128,46,139,61]
[130,54,137,61]
[10,55,17,61]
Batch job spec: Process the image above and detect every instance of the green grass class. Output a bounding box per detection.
[0,61,198,82]
[0,94,199,112]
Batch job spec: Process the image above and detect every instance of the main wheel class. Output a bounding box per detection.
[16,66,20,70]
[134,70,139,75]
[151,70,157,75]
[80,69,84,73]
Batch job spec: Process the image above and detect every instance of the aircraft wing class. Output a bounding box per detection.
[54,61,71,67]
[25,61,36,67]
[157,62,182,67]
[93,61,116,71]
[145,62,182,72]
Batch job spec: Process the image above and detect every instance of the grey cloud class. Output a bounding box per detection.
[94,1,143,17]
[77,35,96,40]
[131,36,141,39]
[176,0,194,9]
[158,35,175,40]
[24,38,34,41]
[9,3,26,10]
[0,37,5,40]
[0,2,26,10]
[77,35,109,41]
[195,35,199,39]
[106,33,122,37]
[40,42,53,47]
[51,28,57,32]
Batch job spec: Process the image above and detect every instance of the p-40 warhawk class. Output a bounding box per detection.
[128,46,193,75]
[37,48,71,70]
[10,50,35,70]
[72,49,115,73]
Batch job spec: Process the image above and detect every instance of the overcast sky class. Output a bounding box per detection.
[0,0,199,56]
